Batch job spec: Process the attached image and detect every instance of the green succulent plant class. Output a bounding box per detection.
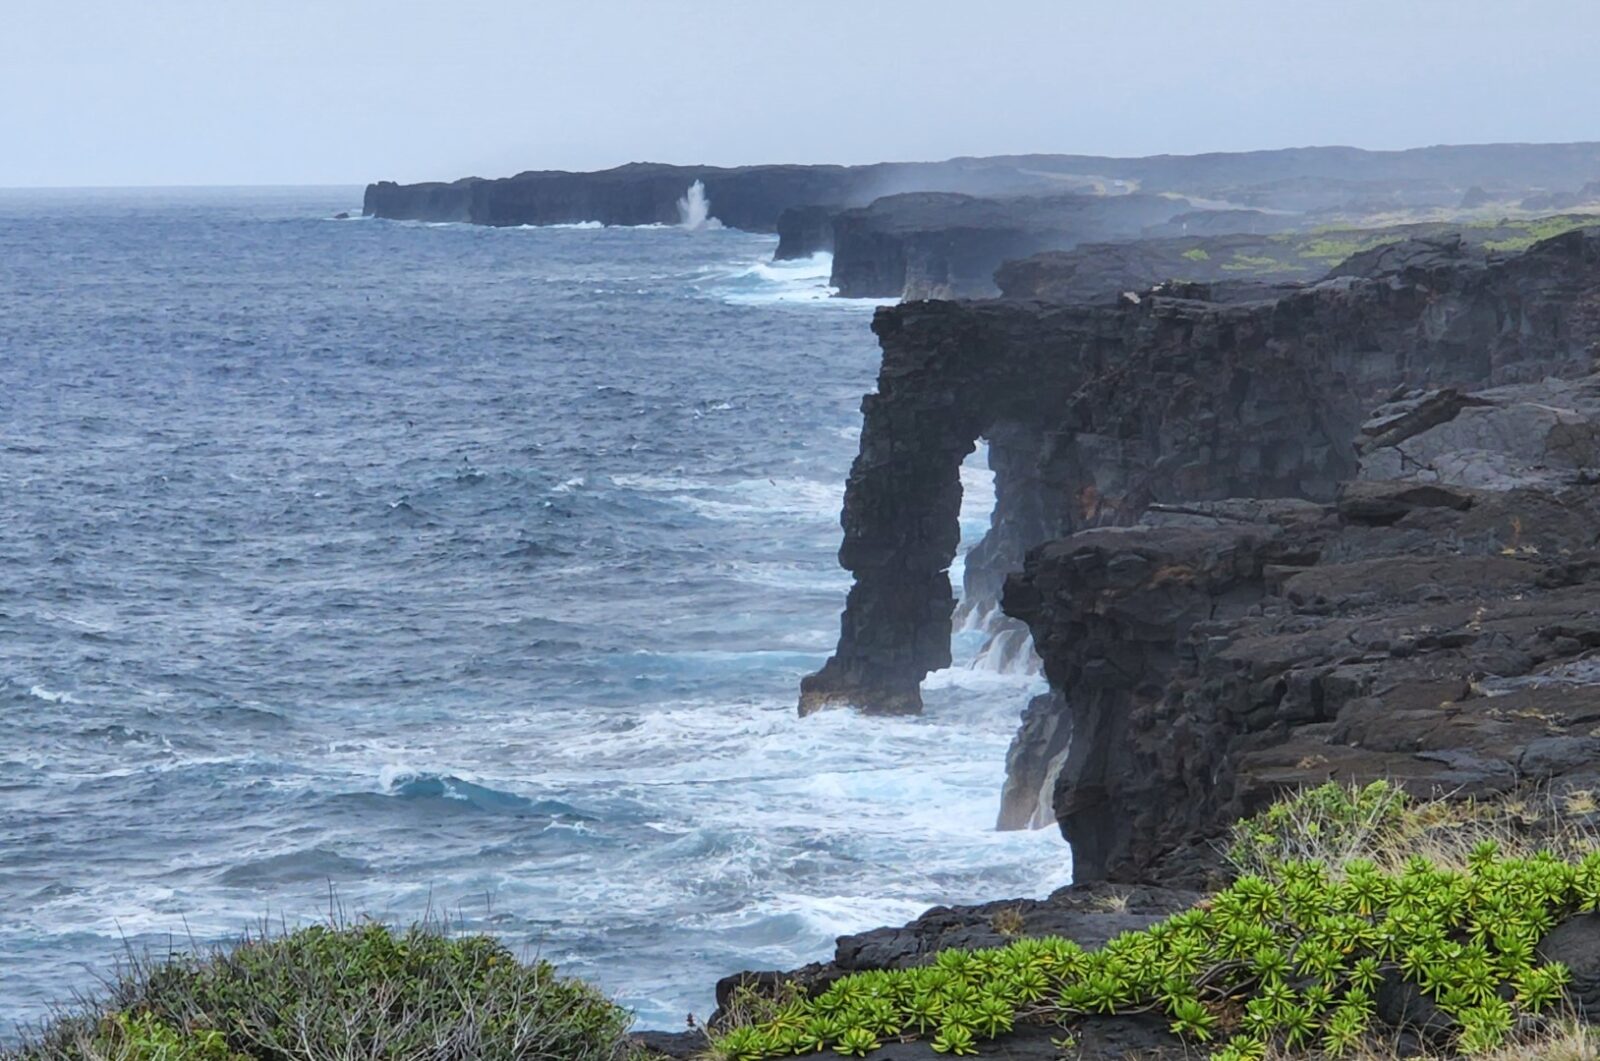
[834,1025,880,1057]
[707,783,1595,1061]
[930,1022,977,1055]
[1166,996,1216,1041]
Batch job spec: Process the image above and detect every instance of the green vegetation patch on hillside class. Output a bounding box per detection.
[709,783,1600,1060]
[1248,215,1600,273]
[1474,215,1599,253]
[6,922,638,1061]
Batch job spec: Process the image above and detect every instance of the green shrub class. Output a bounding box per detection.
[1226,780,1411,875]
[74,1012,245,1061]
[7,923,636,1061]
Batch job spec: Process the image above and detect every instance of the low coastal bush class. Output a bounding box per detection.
[709,783,1599,1060]
[6,922,637,1061]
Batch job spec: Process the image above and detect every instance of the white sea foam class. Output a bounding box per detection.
[968,625,1043,676]
[613,471,842,524]
[26,685,80,705]
[710,253,839,305]
[738,892,933,940]
[675,477,842,523]
[947,442,996,594]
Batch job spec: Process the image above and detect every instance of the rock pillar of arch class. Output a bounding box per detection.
[799,300,1094,715]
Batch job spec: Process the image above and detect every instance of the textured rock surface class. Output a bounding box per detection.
[802,230,1600,719]
[996,690,1071,830]
[1003,379,1600,880]
[1356,376,1600,490]
[1540,913,1600,1017]
[775,204,839,259]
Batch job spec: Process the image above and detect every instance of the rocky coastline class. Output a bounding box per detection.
[355,150,1600,1056]
[29,152,1600,1061]
[653,226,1600,1058]
[365,143,1600,301]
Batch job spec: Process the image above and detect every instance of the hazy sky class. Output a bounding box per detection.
[5,0,1599,187]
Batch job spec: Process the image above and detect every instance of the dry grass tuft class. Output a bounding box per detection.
[989,905,1027,938]
[1089,891,1131,914]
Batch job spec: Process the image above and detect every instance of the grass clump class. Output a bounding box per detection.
[1480,216,1596,253]
[988,906,1026,938]
[709,783,1599,1060]
[1222,253,1296,273]
[7,921,637,1061]
[1227,780,1412,875]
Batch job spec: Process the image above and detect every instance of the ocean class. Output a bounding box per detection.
[0,187,1068,1037]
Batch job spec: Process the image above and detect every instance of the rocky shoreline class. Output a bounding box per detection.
[365,143,1600,301]
[640,227,1600,1058]
[149,146,1600,1059]
[16,160,1600,1061]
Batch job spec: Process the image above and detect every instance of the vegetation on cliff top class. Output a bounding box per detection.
[4,921,638,1061]
[708,783,1600,1060]
[1202,214,1600,276]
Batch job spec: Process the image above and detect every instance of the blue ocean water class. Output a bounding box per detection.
[0,187,1066,1036]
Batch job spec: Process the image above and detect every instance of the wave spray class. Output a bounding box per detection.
[676,181,722,230]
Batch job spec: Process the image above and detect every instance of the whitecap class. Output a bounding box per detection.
[707,253,839,305]
[27,685,81,705]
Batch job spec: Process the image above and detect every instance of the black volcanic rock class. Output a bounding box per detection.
[368,146,1600,311]
[829,881,1201,972]
[774,204,838,259]
[827,192,1189,299]
[1001,372,1600,882]
[800,230,1600,719]
[1540,913,1600,1018]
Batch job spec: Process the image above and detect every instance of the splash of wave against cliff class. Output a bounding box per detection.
[677,181,723,230]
